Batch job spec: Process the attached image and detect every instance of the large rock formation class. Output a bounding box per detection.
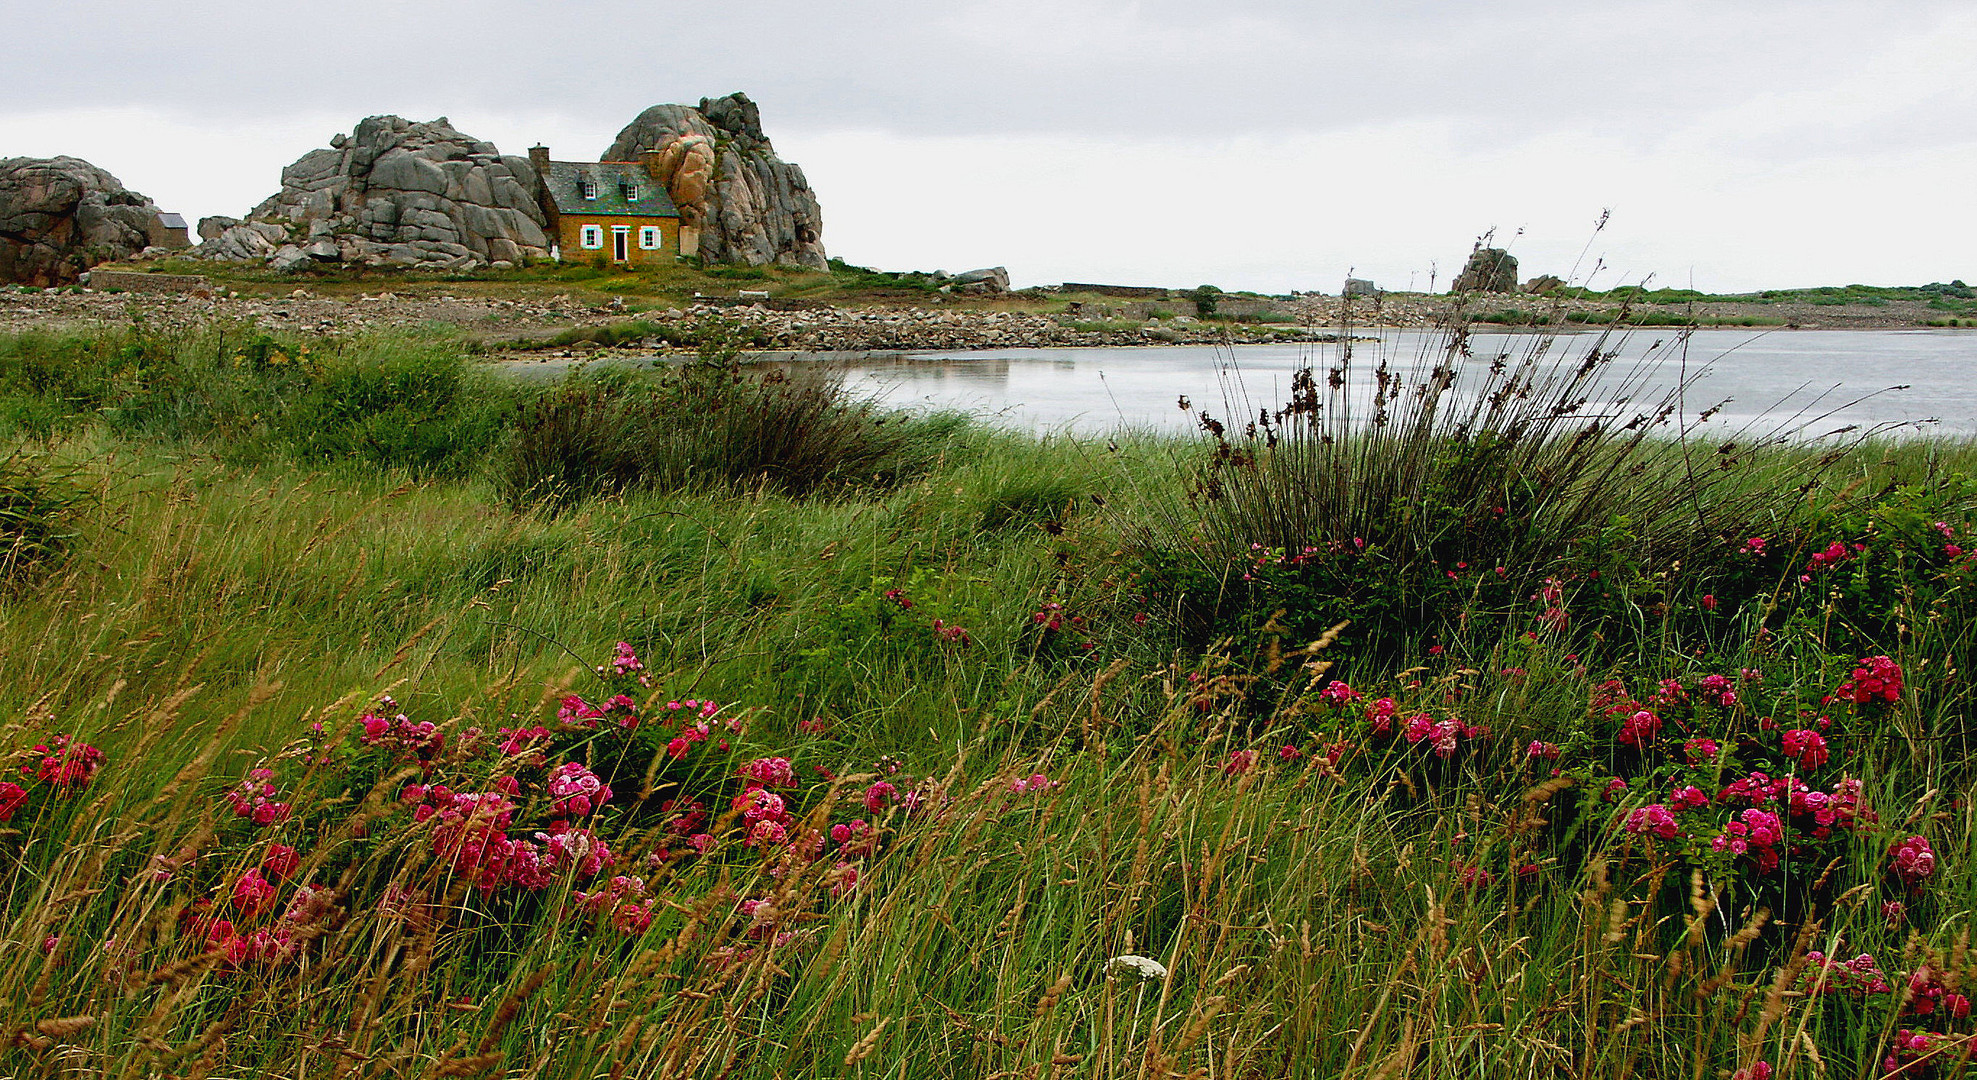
[197,97,824,274]
[603,93,827,270]
[1451,246,1519,293]
[200,115,553,270]
[0,157,166,285]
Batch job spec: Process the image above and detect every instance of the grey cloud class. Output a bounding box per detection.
[5,0,1970,156]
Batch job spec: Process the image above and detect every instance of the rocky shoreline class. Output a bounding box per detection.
[0,287,1353,350]
[0,282,1963,355]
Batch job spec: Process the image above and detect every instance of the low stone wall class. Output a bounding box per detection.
[82,270,210,294]
[1073,297,1290,321]
[1061,283,1172,299]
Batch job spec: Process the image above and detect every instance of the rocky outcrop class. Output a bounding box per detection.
[603,93,827,270]
[199,220,287,262]
[197,215,237,243]
[1451,247,1519,293]
[0,157,166,285]
[951,267,1010,294]
[200,115,553,271]
[1524,275,1564,295]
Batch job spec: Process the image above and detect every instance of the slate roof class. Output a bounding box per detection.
[157,212,187,230]
[542,160,678,217]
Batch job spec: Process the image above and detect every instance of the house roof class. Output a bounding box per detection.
[157,212,187,230]
[542,160,678,218]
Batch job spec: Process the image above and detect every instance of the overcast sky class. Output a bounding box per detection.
[2,0,1970,293]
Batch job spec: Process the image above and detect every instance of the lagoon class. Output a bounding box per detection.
[838,329,1977,437]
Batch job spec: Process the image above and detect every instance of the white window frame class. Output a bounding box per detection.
[578,177,597,200]
[625,182,641,201]
[579,224,603,250]
[638,226,661,250]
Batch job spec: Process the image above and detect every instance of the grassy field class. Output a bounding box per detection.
[2,321,1977,1078]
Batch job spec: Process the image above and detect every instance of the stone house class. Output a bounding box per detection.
[530,147,680,266]
[147,212,191,250]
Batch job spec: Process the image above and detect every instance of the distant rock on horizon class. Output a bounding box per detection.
[1451,246,1519,294]
[0,156,172,285]
[604,92,827,270]
[199,115,554,271]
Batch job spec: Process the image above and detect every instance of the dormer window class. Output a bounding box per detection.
[625,182,641,201]
[578,177,597,200]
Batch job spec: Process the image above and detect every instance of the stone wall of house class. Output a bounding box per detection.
[554,214,683,269]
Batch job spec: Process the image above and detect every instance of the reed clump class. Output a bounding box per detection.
[1132,321,1944,667]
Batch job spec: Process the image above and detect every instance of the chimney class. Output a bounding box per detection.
[527,145,559,231]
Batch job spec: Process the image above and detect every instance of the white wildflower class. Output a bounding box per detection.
[1105,954,1168,981]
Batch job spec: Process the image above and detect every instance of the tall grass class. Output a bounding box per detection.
[2,321,1977,1077]
[1,572,1969,1077]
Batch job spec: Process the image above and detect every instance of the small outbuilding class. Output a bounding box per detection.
[148,211,191,250]
[531,146,681,267]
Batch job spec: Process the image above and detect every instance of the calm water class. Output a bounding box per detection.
[837,330,1977,437]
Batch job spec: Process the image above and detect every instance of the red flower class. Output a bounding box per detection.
[1837,655,1902,705]
[29,736,104,789]
[1616,709,1661,747]
[1781,729,1829,770]
[262,844,301,881]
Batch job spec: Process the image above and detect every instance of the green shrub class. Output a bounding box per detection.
[824,258,943,292]
[1063,318,1141,334]
[546,320,702,349]
[1475,308,1551,326]
[499,358,967,505]
[0,453,85,576]
[0,327,515,476]
[269,334,517,475]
